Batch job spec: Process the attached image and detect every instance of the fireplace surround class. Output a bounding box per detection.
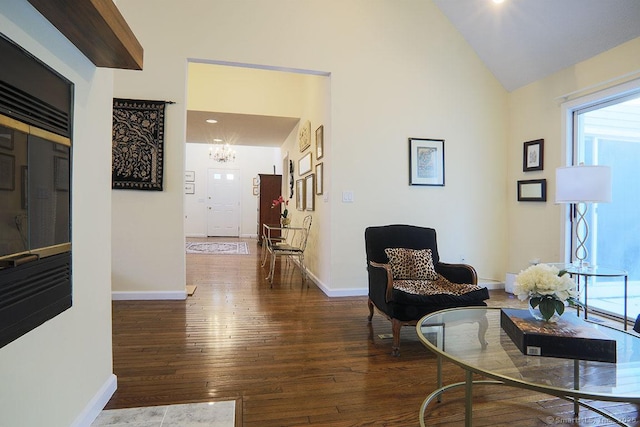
[0,32,73,348]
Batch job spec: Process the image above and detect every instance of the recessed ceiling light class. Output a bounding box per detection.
[213,138,223,142]
[492,0,505,3]
[206,119,218,124]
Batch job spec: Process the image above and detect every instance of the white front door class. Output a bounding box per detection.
[207,169,241,237]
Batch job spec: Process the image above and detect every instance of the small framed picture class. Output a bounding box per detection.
[299,120,311,152]
[316,125,324,160]
[299,152,312,176]
[296,179,305,210]
[184,183,195,194]
[305,174,315,211]
[523,139,544,172]
[409,138,444,186]
[517,179,546,202]
[315,163,323,195]
[185,170,195,182]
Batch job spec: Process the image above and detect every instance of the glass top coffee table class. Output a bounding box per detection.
[416,307,640,427]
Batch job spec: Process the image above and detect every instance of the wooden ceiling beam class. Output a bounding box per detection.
[26,0,143,70]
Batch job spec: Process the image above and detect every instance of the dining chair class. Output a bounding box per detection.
[265,215,312,287]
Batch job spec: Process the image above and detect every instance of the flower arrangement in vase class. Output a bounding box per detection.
[513,263,580,322]
[271,196,290,226]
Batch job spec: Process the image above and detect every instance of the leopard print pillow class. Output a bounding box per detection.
[384,248,438,280]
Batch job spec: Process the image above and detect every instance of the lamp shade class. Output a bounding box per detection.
[555,165,612,203]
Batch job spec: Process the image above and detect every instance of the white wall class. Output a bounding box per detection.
[507,37,640,274]
[0,2,116,426]
[184,143,281,238]
[113,0,509,295]
[188,62,313,117]
[111,33,187,298]
[278,74,332,291]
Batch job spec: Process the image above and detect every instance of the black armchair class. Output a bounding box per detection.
[365,224,490,356]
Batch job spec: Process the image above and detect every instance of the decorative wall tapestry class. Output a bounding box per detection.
[112,98,166,191]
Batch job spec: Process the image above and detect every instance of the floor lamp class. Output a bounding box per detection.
[555,165,612,267]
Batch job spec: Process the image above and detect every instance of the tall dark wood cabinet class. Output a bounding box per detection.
[257,174,282,245]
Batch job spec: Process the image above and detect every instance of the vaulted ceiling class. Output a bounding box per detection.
[187,0,640,147]
[433,0,640,92]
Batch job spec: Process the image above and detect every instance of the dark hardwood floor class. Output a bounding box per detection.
[106,238,639,426]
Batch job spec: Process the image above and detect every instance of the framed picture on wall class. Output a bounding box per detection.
[299,152,312,175]
[315,163,323,195]
[523,139,544,171]
[305,174,315,211]
[296,179,305,210]
[316,125,324,160]
[409,138,445,186]
[299,120,311,152]
[517,179,546,201]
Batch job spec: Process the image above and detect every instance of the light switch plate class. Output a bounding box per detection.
[342,191,354,202]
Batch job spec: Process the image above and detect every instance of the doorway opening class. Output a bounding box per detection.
[183,60,330,243]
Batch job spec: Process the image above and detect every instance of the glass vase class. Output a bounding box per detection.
[527,296,564,323]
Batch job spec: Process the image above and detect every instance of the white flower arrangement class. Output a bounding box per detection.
[514,263,580,321]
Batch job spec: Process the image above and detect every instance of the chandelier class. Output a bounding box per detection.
[209,143,236,162]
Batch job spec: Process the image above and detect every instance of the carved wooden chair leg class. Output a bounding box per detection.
[391,318,402,357]
[367,298,375,321]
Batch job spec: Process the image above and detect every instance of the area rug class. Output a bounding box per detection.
[186,242,249,255]
[92,400,240,427]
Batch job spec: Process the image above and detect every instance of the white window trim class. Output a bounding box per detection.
[559,78,640,261]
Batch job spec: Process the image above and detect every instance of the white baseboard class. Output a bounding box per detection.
[185,233,207,238]
[70,374,117,427]
[320,285,368,297]
[186,233,259,239]
[112,290,187,300]
[297,268,368,297]
[479,279,504,290]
